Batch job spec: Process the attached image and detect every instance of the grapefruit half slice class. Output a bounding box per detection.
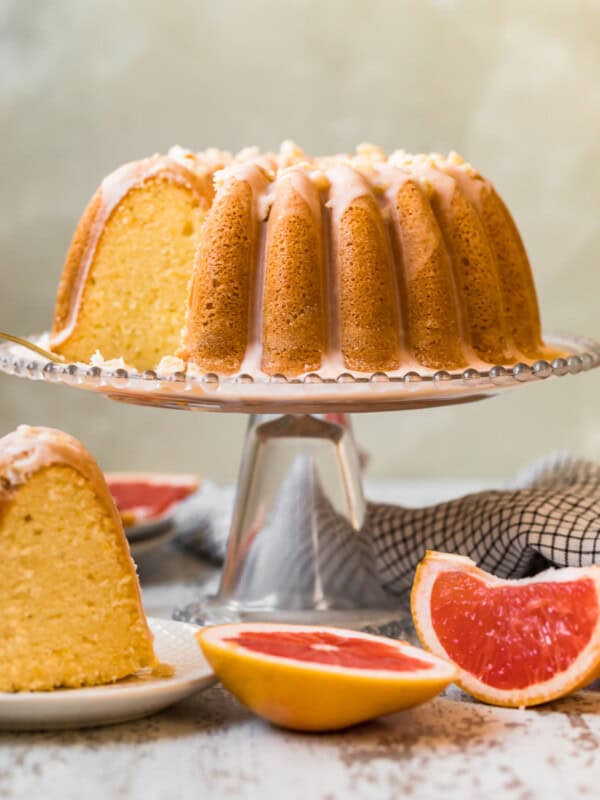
[196,623,456,731]
[106,473,199,528]
[411,551,600,707]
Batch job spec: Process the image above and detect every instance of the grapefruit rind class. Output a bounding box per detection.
[106,472,199,488]
[197,623,457,731]
[411,550,600,708]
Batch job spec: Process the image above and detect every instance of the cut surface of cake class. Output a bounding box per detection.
[0,425,158,691]
[50,142,553,377]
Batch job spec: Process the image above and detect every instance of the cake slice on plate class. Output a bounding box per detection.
[0,425,158,691]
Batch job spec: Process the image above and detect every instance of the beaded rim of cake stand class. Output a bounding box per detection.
[0,333,599,409]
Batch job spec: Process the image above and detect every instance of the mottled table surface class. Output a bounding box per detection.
[1,480,599,800]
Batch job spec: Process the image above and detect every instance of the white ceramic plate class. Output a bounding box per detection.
[0,618,215,731]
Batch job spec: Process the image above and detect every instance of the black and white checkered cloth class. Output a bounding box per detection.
[174,454,600,596]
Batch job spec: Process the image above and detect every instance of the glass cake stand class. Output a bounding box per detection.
[2,332,599,631]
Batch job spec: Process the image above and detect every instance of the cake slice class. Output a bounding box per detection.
[0,426,158,691]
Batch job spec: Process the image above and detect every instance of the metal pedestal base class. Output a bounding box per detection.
[176,414,411,634]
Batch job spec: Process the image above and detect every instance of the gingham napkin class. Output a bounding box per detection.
[174,454,600,595]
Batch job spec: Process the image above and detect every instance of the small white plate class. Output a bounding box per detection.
[0,618,215,731]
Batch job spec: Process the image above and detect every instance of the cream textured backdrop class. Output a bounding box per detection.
[1,0,599,481]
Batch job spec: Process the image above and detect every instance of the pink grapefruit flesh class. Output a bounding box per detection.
[431,571,598,690]
[223,629,434,672]
[412,551,600,707]
[106,473,198,525]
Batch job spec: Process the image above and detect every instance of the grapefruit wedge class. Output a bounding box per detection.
[411,551,600,708]
[106,472,198,527]
[196,623,456,731]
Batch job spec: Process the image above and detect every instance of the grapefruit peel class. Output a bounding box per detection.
[196,623,457,731]
[411,550,600,708]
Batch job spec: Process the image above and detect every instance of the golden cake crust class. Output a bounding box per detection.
[336,193,401,372]
[0,425,117,516]
[261,173,327,375]
[52,191,103,338]
[182,177,256,373]
[392,179,466,370]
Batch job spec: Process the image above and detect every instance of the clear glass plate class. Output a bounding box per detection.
[1,332,598,413]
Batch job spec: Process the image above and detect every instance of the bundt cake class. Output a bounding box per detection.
[0,425,157,691]
[50,142,552,376]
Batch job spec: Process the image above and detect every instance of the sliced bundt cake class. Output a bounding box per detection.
[50,143,553,376]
